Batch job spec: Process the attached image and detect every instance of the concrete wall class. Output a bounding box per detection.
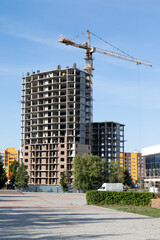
[27,185,63,193]
[76,143,91,156]
[26,185,82,193]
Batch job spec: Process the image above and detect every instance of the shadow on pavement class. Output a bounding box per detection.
[0,207,151,239]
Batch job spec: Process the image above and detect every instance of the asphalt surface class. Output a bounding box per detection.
[0,192,160,240]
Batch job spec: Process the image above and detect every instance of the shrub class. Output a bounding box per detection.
[86,190,156,206]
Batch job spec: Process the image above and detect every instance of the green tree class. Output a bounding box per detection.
[109,161,123,183]
[74,154,108,191]
[122,168,134,188]
[10,160,19,184]
[0,158,7,189]
[15,163,29,189]
[101,158,109,183]
[60,171,71,192]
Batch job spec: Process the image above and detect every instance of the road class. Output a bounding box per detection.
[0,192,160,239]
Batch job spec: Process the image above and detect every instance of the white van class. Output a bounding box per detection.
[98,183,123,191]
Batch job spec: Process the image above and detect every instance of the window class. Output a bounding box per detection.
[61,158,64,161]
[25,146,28,150]
[61,144,64,148]
[25,153,28,156]
[61,151,64,155]
[61,165,64,169]
[25,159,28,163]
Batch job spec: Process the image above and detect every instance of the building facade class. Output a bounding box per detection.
[142,145,160,183]
[0,148,19,180]
[0,150,4,165]
[91,121,125,163]
[21,65,92,185]
[124,152,144,183]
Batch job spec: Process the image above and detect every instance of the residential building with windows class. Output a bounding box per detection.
[91,121,125,163]
[0,150,4,165]
[124,152,144,183]
[120,152,125,169]
[0,148,19,180]
[21,65,92,186]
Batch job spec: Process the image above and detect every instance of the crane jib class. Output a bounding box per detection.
[59,32,152,68]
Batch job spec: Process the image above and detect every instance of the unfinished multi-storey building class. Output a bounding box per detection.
[21,64,92,186]
[91,121,124,163]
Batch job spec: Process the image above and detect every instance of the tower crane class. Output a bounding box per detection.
[59,30,152,75]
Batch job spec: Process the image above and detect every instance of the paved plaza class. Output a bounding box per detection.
[0,192,160,239]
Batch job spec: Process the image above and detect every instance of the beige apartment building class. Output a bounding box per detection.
[21,65,92,186]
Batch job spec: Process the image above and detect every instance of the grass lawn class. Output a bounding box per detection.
[99,205,160,218]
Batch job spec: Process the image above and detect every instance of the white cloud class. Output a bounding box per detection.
[0,16,81,53]
[8,30,57,47]
[0,17,56,48]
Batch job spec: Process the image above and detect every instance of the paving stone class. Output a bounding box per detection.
[0,192,159,239]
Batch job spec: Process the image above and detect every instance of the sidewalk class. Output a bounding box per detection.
[0,192,159,239]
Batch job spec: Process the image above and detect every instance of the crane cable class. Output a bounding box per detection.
[70,30,135,60]
[70,31,86,41]
[90,31,134,58]
[136,64,142,151]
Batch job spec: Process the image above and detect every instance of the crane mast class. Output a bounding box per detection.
[59,30,95,75]
[84,30,94,75]
[59,30,152,75]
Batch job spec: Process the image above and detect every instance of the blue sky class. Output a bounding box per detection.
[0,0,159,152]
